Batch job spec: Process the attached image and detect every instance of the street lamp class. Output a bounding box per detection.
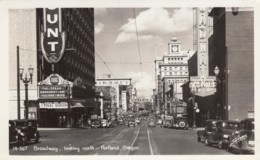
[190,88,197,128]
[214,66,230,120]
[19,65,34,119]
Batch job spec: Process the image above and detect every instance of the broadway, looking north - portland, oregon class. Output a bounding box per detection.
[8,7,254,155]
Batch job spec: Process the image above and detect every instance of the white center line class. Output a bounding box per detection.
[147,128,154,155]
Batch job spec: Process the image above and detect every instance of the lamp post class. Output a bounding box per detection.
[190,89,197,128]
[19,65,34,119]
[214,66,230,120]
[64,83,71,128]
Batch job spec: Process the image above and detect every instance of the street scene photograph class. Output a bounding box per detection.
[6,6,255,156]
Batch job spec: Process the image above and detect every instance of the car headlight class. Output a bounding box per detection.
[248,141,254,146]
[223,134,229,138]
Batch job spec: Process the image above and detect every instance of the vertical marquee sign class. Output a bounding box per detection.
[41,8,66,64]
[190,8,216,97]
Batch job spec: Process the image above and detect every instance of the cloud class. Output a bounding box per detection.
[127,72,154,97]
[95,22,104,34]
[115,8,193,43]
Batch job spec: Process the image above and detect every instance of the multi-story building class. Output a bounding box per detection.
[208,7,254,121]
[155,37,189,114]
[96,78,132,113]
[9,8,95,127]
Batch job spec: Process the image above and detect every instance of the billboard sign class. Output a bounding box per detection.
[41,8,66,63]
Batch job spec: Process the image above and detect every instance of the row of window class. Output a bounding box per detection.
[163,66,188,70]
[163,72,189,76]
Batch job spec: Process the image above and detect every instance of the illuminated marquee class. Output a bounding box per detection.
[190,8,216,97]
[41,8,66,63]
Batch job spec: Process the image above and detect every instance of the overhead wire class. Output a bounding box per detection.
[133,8,143,78]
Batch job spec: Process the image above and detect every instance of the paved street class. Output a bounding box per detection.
[10,120,234,155]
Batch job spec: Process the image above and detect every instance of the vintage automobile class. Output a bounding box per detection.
[91,121,100,128]
[171,116,188,130]
[228,118,254,154]
[156,119,162,125]
[148,120,156,127]
[205,120,240,149]
[135,118,140,124]
[118,119,124,125]
[128,120,136,127]
[10,119,40,146]
[9,120,20,146]
[100,119,108,128]
[197,119,220,143]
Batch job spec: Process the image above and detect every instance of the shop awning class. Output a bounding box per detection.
[71,102,84,108]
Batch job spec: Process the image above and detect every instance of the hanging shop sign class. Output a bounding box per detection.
[190,8,216,97]
[38,74,72,99]
[41,8,66,63]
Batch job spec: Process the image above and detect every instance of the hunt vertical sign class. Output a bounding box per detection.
[41,8,66,63]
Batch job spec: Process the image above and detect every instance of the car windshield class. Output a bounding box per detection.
[15,121,27,127]
[222,122,240,129]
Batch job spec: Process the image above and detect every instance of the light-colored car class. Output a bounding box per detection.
[100,119,108,128]
[157,119,162,125]
[148,121,156,127]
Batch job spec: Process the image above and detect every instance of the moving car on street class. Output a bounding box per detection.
[9,119,40,146]
[205,120,240,149]
[148,120,156,127]
[91,121,100,128]
[228,118,254,154]
[128,120,136,127]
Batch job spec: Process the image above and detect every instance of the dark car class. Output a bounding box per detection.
[10,119,40,146]
[171,116,188,130]
[91,121,100,128]
[205,120,240,149]
[228,118,254,154]
[9,120,20,146]
[128,120,136,127]
[197,119,220,143]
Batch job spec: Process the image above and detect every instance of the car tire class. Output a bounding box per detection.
[205,137,211,146]
[218,140,223,149]
[197,136,201,142]
[35,132,40,143]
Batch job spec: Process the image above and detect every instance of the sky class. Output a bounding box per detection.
[94,8,194,98]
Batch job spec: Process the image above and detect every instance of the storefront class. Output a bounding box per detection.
[37,74,95,128]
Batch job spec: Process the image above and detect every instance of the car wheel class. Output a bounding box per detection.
[218,140,223,149]
[197,136,201,142]
[205,137,211,146]
[35,132,40,143]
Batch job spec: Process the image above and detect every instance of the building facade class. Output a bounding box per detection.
[96,78,132,113]
[155,37,189,115]
[208,7,254,121]
[9,8,95,127]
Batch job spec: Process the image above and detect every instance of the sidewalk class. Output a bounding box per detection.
[38,126,91,131]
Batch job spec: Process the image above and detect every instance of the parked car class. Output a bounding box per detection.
[100,119,108,128]
[205,120,240,149]
[148,121,156,127]
[10,119,40,146]
[9,120,20,146]
[91,121,100,128]
[156,119,162,125]
[171,116,188,130]
[118,119,124,125]
[128,120,136,127]
[228,118,254,154]
[135,119,140,124]
[197,119,220,143]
